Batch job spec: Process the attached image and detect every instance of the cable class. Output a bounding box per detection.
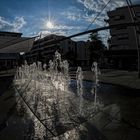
[85,0,112,31]
[125,0,135,20]
[127,0,137,17]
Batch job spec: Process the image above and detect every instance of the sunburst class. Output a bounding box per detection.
[46,21,54,29]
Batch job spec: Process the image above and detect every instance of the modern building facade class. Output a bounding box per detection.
[26,34,77,66]
[107,5,140,50]
[0,31,34,70]
[76,41,90,66]
[26,34,92,68]
[102,5,140,70]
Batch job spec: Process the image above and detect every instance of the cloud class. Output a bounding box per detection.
[77,0,126,27]
[0,16,26,32]
[78,0,125,12]
[77,0,140,43]
[40,17,85,37]
[53,25,82,30]
[32,25,79,38]
[32,30,68,39]
[41,17,83,30]
[39,24,83,37]
[78,0,105,12]
[61,6,83,21]
[12,17,26,32]
[62,0,127,28]
[98,30,110,46]
[76,0,127,44]
[72,34,89,41]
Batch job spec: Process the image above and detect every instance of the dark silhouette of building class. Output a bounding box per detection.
[26,34,94,68]
[76,41,90,67]
[107,5,140,50]
[102,5,140,70]
[0,31,34,70]
[26,34,77,66]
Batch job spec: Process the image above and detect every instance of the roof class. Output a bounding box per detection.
[0,31,22,37]
[107,4,140,14]
[0,36,35,53]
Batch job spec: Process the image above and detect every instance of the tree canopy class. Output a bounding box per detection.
[88,32,105,64]
[89,32,105,51]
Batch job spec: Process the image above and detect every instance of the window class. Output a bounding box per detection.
[110,45,118,50]
[136,12,140,17]
[68,41,71,44]
[116,26,127,30]
[117,33,128,40]
[114,15,125,21]
[119,45,129,49]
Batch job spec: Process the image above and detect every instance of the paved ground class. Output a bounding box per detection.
[0,70,140,140]
[0,77,33,140]
[82,70,140,89]
[1,68,140,89]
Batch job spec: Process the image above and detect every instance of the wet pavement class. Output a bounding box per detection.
[0,77,140,140]
[70,80,140,140]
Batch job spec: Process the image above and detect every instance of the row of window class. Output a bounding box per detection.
[118,33,129,40]
[112,33,129,40]
[110,12,140,21]
[110,44,129,50]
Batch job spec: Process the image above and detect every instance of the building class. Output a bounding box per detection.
[76,41,90,67]
[107,5,140,50]
[102,5,140,70]
[0,31,34,70]
[26,34,77,66]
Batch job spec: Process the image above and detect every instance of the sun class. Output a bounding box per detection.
[46,21,54,29]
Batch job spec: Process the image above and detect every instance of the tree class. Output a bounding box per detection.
[88,32,105,65]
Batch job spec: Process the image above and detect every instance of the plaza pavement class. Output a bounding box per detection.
[0,71,140,139]
[83,70,140,90]
[1,69,140,89]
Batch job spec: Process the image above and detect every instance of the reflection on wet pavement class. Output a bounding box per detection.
[0,79,140,140]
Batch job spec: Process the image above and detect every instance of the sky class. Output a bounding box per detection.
[0,0,140,42]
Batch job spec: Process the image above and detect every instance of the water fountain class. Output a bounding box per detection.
[91,62,101,107]
[76,66,83,116]
[14,51,102,139]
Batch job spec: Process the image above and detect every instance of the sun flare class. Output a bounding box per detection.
[46,21,54,29]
